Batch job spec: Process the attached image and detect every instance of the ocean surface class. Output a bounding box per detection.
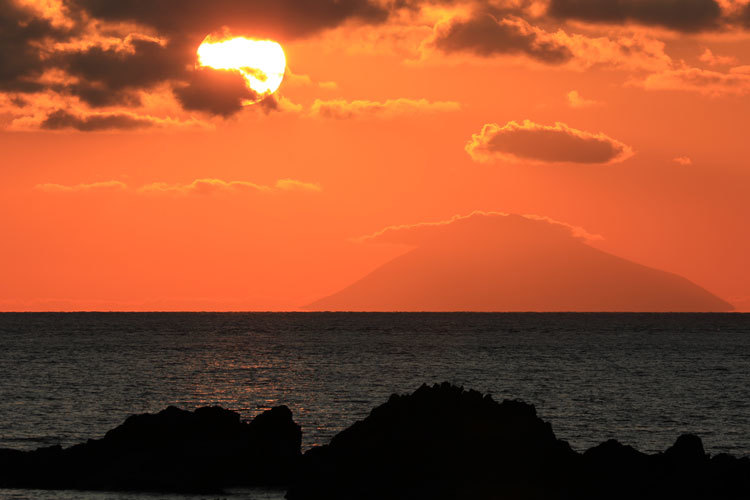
[0,312,748,499]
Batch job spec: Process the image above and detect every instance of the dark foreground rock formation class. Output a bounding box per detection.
[0,405,300,492]
[1,385,747,498]
[287,383,750,500]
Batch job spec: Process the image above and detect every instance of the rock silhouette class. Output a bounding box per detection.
[0,405,301,492]
[308,213,733,312]
[287,383,750,499]
[1,385,748,498]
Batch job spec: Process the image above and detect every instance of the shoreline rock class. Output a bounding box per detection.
[1,384,748,499]
[0,405,301,493]
[287,383,750,499]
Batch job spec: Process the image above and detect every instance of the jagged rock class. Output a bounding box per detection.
[1,385,747,498]
[287,382,578,499]
[0,405,301,493]
[287,383,750,500]
[665,433,707,465]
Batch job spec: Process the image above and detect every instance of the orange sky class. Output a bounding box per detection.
[1,0,750,311]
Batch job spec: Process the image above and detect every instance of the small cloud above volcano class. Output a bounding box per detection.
[466,120,634,165]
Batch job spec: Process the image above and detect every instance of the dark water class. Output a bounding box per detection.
[0,313,748,498]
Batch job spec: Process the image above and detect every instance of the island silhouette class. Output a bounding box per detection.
[308,212,732,312]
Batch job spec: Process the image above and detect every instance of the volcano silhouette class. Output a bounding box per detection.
[307,212,732,312]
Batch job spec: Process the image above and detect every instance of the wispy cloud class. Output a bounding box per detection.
[359,210,603,244]
[138,178,272,195]
[36,178,321,195]
[567,90,600,108]
[35,181,128,192]
[309,98,460,119]
[275,179,323,192]
[699,48,738,67]
[638,66,750,96]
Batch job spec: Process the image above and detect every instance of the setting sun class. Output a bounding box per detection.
[197,36,286,101]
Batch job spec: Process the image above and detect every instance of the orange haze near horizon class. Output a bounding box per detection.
[1,0,750,311]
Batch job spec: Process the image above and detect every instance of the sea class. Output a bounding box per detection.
[0,312,748,499]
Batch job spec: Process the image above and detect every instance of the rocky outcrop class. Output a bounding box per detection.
[0,405,301,492]
[287,383,750,499]
[1,385,747,498]
[578,433,750,499]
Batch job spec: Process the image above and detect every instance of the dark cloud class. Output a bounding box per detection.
[466,120,634,164]
[395,0,529,16]
[59,37,188,107]
[9,95,27,107]
[41,109,159,131]
[429,13,573,64]
[0,2,189,108]
[0,0,72,93]
[61,84,142,109]
[173,67,258,117]
[547,0,723,32]
[0,0,394,121]
[64,0,390,41]
[741,4,750,27]
[254,93,289,114]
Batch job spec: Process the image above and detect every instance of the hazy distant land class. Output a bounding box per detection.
[309,213,732,312]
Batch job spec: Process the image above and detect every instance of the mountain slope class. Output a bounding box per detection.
[307,213,732,312]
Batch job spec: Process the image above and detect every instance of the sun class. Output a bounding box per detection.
[196,35,286,103]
